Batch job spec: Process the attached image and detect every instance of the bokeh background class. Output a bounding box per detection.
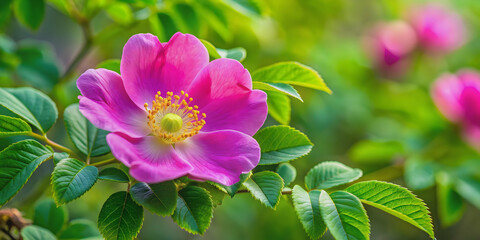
[2,0,480,239]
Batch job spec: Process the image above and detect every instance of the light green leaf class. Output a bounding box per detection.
[292,186,326,239]
[98,191,144,240]
[200,39,222,59]
[243,171,284,209]
[130,181,177,216]
[254,125,313,165]
[98,167,129,183]
[319,190,370,240]
[437,173,464,227]
[21,225,56,240]
[346,181,434,239]
[33,198,68,234]
[106,3,132,25]
[13,0,45,30]
[217,47,246,62]
[230,0,265,15]
[213,172,251,197]
[455,177,480,209]
[64,104,110,157]
[276,163,296,186]
[193,1,232,42]
[59,219,102,240]
[404,157,436,190]
[0,115,31,136]
[252,62,331,93]
[265,90,290,125]
[52,158,98,205]
[0,140,53,206]
[253,81,302,101]
[349,140,404,164]
[0,87,58,133]
[305,161,362,191]
[172,186,213,235]
[96,59,120,74]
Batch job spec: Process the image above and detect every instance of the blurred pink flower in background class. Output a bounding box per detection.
[410,4,467,54]
[364,21,417,77]
[432,69,480,149]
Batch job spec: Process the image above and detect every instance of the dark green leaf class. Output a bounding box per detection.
[0,0,13,27]
[346,181,434,239]
[253,81,302,101]
[171,3,200,35]
[0,140,53,206]
[193,1,232,42]
[130,181,177,216]
[53,152,69,165]
[96,59,120,74]
[455,177,480,209]
[319,190,370,240]
[98,191,144,240]
[243,171,284,209]
[52,158,98,205]
[21,225,56,240]
[213,172,251,197]
[292,186,326,239]
[437,172,464,227]
[254,125,312,165]
[172,186,213,235]
[98,167,129,183]
[33,198,68,234]
[58,219,102,240]
[0,87,58,133]
[0,115,31,136]
[13,0,45,30]
[252,61,331,93]
[305,161,362,191]
[276,163,296,186]
[64,104,110,157]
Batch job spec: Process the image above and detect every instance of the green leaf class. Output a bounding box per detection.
[0,0,13,27]
[193,1,232,42]
[346,181,434,239]
[292,186,326,239]
[243,171,284,209]
[455,177,480,209]
[13,0,45,30]
[437,173,464,227]
[253,81,303,102]
[98,191,144,240]
[15,41,60,91]
[0,87,58,133]
[53,152,69,165]
[252,61,331,93]
[0,115,31,136]
[96,59,120,74]
[106,3,133,25]
[319,190,370,240]
[265,90,290,125]
[349,140,404,164]
[200,39,222,59]
[217,47,247,62]
[130,181,177,216]
[98,167,129,183]
[21,225,56,240]
[276,163,296,186]
[172,186,213,235]
[230,0,265,15]
[52,158,98,205]
[0,140,53,206]
[64,104,110,157]
[33,198,68,234]
[213,172,251,197]
[171,3,200,35]
[305,161,362,191]
[404,157,436,190]
[254,125,313,165]
[59,219,102,240]
[193,182,227,207]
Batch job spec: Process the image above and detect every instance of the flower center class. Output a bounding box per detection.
[144,91,206,144]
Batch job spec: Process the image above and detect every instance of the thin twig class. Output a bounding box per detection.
[27,132,77,157]
[90,158,118,167]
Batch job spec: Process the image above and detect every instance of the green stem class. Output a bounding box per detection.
[90,158,118,167]
[27,132,76,156]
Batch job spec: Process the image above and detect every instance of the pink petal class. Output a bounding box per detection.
[106,132,193,183]
[463,124,480,151]
[188,58,268,135]
[121,33,209,108]
[77,69,149,137]
[431,73,464,123]
[460,85,480,127]
[175,130,260,186]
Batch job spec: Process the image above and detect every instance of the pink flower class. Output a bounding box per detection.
[364,21,417,76]
[410,4,466,53]
[432,69,480,149]
[77,33,268,185]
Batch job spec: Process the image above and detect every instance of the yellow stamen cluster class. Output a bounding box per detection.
[144,91,206,144]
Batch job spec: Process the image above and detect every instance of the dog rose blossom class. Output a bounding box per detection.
[77,33,268,185]
[432,69,480,149]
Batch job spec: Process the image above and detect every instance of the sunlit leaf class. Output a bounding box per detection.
[253,81,302,102]
[0,115,31,137]
[265,90,290,125]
